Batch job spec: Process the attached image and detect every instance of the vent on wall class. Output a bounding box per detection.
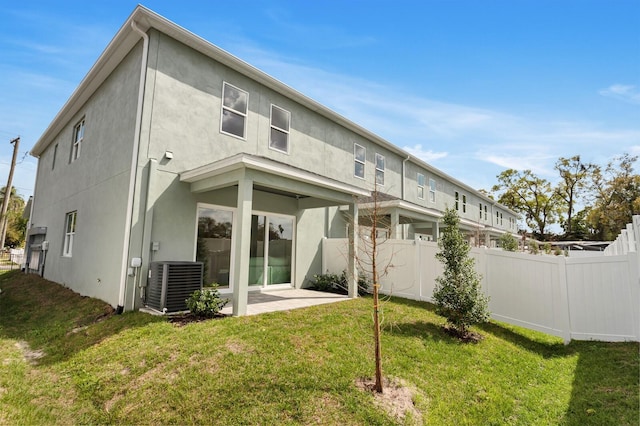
[147,261,203,313]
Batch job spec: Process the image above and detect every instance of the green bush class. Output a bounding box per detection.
[311,271,370,296]
[433,208,490,338]
[529,240,539,255]
[499,233,519,252]
[543,242,552,254]
[186,286,228,318]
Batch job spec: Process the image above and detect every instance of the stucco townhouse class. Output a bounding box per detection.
[26,5,518,315]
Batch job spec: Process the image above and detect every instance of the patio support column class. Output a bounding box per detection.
[390,210,400,239]
[434,220,440,241]
[347,202,359,298]
[232,175,253,316]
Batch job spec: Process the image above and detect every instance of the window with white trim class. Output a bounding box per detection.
[496,211,500,225]
[479,203,483,220]
[462,194,467,213]
[484,204,487,220]
[375,153,385,186]
[220,82,248,139]
[269,104,290,153]
[63,211,77,257]
[417,173,425,199]
[52,144,58,170]
[455,191,459,210]
[354,144,365,179]
[429,178,436,203]
[71,119,84,162]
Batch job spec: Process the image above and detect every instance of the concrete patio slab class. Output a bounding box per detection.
[220,289,350,316]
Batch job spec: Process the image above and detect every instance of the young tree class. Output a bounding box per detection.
[351,187,395,393]
[433,208,490,339]
[491,169,560,240]
[554,155,595,239]
[0,187,26,248]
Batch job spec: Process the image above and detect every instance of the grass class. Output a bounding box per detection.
[0,270,638,425]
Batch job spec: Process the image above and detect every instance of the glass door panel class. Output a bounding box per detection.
[197,207,233,289]
[267,216,293,285]
[249,215,266,286]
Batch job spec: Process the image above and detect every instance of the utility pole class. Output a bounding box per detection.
[0,137,20,250]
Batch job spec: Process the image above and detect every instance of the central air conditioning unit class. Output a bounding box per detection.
[146,261,203,313]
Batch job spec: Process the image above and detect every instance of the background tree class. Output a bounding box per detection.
[433,208,489,339]
[0,187,26,248]
[491,169,559,240]
[586,153,640,240]
[554,155,595,239]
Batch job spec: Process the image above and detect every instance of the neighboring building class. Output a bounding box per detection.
[27,6,518,315]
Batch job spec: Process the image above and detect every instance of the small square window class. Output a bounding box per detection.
[221,82,248,139]
[354,144,365,179]
[269,104,290,153]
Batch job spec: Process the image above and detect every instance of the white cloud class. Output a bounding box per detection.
[403,145,448,163]
[599,84,640,104]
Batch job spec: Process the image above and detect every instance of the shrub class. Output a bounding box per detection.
[543,242,552,254]
[499,233,518,252]
[311,271,370,296]
[433,208,490,339]
[186,286,228,318]
[529,240,539,255]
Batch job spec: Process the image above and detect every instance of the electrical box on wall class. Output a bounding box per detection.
[131,257,142,268]
[151,241,160,251]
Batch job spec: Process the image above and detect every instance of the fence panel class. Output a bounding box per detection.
[322,235,639,342]
[481,250,570,341]
[566,254,639,341]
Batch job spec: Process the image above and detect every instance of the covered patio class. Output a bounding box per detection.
[219,288,350,316]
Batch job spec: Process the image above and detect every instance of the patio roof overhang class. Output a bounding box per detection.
[180,153,371,208]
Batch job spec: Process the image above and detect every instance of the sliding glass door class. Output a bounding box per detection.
[249,213,294,287]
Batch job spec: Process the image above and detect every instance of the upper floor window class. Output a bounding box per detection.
[221,82,248,139]
[455,191,459,210]
[496,211,500,225]
[500,213,504,226]
[354,144,365,179]
[484,204,487,220]
[429,178,436,203]
[375,153,385,186]
[71,119,84,162]
[417,173,425,199]
[269,104,290,153]
[479,203,483,220]
[63,211,77,257]
[52,144,58,170]
[462,194,467,213]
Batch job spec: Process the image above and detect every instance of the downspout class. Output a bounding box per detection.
[401,155,410,239]
[117,20,149,314]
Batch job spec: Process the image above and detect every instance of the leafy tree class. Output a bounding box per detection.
[586,154,640,240]
[433,208,490,339]
[499,233,518,252]
[491,169,560,240]
[0,187,26,248]
[554,155,595,239]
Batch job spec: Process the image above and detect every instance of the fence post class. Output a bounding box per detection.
[558,256,572,344]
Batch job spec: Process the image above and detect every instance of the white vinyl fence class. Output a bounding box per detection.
[604,215,640,256]
[323,236,639,343]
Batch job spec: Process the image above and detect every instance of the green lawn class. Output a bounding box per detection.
[0,270,638,425]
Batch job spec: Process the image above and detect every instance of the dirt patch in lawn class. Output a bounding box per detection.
[356,376,423,424]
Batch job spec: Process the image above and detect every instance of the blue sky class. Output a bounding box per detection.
[1,0,638,202]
